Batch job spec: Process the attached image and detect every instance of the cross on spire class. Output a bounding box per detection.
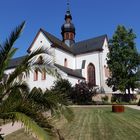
[67,0,70,11]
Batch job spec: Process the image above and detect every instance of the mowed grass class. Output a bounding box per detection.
[5,107,140,140]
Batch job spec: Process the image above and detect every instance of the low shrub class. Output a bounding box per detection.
[71,81,96,105]
[51,78,73,99]
[101,95,109,102]
[111,94,137,103]
[111,96,117,103]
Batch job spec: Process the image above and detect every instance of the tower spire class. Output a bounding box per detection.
[61,0,76,46]
[67,0,70,11]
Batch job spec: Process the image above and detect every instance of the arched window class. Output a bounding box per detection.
[64,58,68,67]
[38,56,43,65]
[42,69,46,80]
[87,63,96,87]
[34,69,38,81]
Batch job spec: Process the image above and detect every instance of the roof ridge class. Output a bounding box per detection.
[41,28,69,47]
[41,28,74,54]
[40,28,60,40]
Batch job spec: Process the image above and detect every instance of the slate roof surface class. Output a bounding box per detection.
[7,56,84,79]
[55,63,84,79]
[41,29,107,55]
[41,29,74,54]
[71,35,106,54]
[6,55,27,69]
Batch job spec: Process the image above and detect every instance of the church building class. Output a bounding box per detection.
[5,6,111,93]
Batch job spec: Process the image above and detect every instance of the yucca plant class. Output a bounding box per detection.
[0,22,73,140]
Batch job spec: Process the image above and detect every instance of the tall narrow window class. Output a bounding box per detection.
[34,70,38,81]
[70,33,74,40]
[42,70,46,80]
[64,33,69,40]
[64,58,68,67]
[87,63,96,87]
[104,65,110,78]
[66,33,69,39]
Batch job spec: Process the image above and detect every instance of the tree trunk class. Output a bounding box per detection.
[128,88,131,102]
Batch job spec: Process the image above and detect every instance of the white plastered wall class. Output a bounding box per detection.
[101,38,112,93]
[29,31,52,52]
[26,70,55,91]
[75,52,101,87]
[5,32,113,93]
[54,48,75,69]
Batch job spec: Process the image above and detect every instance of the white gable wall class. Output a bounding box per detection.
[101,38,112,93]
[54,48,75,69]
[75,51,101,87]
[102,38,109,69]
[29,32,52,52]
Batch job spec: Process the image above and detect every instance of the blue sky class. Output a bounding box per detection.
[0,0,140,57]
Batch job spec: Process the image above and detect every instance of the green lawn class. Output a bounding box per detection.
[5,107,140,140]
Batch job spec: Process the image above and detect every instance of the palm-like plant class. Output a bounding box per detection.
[0,22,73,140]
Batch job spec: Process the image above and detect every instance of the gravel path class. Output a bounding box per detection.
[70,105,140,111]
[69,105,111,108]
[0,122,23,136]
[125,105,140,110]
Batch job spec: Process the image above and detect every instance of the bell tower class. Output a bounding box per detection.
[61,1,75,46]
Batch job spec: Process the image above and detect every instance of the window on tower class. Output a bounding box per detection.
[70,33,73,39]
[66,33,69,39]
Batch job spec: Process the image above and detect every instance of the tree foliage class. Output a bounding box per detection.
[71,81,96,105]
[51,79,98,105]
[51,78,72,100]
[107,25,140,94]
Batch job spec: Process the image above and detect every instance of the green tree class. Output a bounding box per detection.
[0,22,73,140]
[107,25,140,95]
[71,81,96,105]
[51,79,72,99]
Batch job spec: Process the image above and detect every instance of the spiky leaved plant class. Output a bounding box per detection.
[0,22,73,140]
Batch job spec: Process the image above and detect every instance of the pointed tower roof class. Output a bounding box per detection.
[65,1,72,20]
